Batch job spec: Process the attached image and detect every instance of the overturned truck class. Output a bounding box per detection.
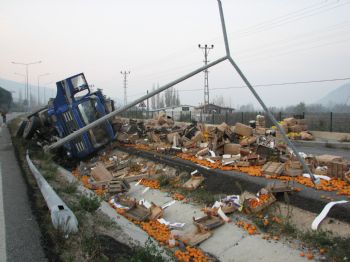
[18,73,116,158]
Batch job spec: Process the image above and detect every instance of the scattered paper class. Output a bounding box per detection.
[139,199,152,209]
[217,207,230,222]
[311,200,348,230]
[157,218,169,226]
[209,150,216,157]
[161,200,176,209]
[142,187,150,194]
[212,201,223,209]
[170,222,185,228]
[303,174,331,181]
[191,170,198,176]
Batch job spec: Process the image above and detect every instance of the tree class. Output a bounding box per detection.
[175,90,180,106]
[159,96,165,108]
[294,102,306,114]
[150,85,156,109]
[212,95,225,106]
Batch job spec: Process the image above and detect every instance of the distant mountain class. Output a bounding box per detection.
[0,77,53,102]
[318,83,350,106]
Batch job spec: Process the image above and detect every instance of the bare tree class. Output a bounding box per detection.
[150,84,156,109]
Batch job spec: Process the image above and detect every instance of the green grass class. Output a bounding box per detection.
[61,182,78,194]
[79,194,101,213]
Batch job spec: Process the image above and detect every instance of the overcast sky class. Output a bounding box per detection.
[1,0,350,109]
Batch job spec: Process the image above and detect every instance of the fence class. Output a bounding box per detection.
[117,110,350,133]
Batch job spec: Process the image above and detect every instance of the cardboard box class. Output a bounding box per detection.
[234,122,253,137]
[296,119,306,125]
[217,122,229,133]
[255,127,266,135]
[91,164,113,182]
[224,143,241,155]
[289,125,307,133]
[316,155,343,165]
[240,136,257,146]
[284,117,297,126]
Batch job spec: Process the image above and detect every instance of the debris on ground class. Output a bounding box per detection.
[113,115,350,197]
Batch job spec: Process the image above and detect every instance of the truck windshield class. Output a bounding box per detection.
[78,99,109,148]
[71,75,87,91]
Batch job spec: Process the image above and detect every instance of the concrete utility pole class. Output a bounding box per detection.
[198,44,214,111]
[120,71,130,105]
[12,61,42,111]
[37,73,49,105]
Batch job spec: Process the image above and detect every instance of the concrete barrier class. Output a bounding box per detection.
[26,152,78,235]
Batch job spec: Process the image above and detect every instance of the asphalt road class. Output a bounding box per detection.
[295,144,350,160]
[0,113,46,262]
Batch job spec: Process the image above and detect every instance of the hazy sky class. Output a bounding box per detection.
[1,0,350,109]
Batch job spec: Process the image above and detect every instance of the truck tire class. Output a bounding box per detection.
[16,120,28,137]
[23,116,40,139]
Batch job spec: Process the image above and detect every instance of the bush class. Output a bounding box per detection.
[79,195,101,212]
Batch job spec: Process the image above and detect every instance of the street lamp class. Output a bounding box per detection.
[37,73,50,105]
[12,60,42,111]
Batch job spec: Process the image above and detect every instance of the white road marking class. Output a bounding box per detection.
[0,162,7,262]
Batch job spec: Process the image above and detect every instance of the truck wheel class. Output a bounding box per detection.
[23,116,40,139]
[16,120,28,137]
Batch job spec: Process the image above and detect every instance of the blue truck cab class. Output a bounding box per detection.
[47,73,115,158]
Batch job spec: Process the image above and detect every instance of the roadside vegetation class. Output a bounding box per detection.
[8,117,167,262]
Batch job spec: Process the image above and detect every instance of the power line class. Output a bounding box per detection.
[127,76,350,97]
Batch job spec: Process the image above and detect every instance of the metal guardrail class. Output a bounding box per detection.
[26,151,78,236]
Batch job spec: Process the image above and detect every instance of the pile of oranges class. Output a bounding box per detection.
[80,175,91,189]
[173,193,185,201]
[177,152,350,198]
[125,143,150,151]
[140,220,171,245]
[122,143,350,198]
[72,169,79,177]
[140,179,160,189]
[248,194,271,209]
[236,220,257,235]
[174,246,209,262]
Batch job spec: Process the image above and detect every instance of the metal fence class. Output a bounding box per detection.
[117,110,350,133]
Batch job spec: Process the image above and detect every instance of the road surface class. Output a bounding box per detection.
[0,113,46,262]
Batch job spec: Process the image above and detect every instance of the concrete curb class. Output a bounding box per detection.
[116,145,350,224]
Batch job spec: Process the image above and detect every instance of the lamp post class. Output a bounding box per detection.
[37,73,49,105]
[12,61,42,111]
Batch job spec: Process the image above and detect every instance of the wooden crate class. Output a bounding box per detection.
[327,161,344,179]
[245,194,276,213]
[193,215,224,231]
[182,175,205,190]
[262,162,285,176]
